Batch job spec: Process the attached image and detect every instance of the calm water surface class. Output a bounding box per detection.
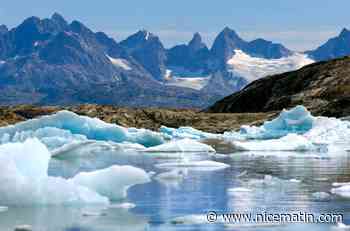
[1,145,350,231]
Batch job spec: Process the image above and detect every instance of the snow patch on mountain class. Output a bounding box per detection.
[164,68,210,90]
[227,50,314,82]
[106,55,132,71]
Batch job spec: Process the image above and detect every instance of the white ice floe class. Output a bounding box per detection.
[164,67,210,90]
[331,185,350,198]
[334,222,350,229]
[160,126,218,140]
[227,49,314,82]
[156,160,230,171]
[333,182,350,187]
[236,105,315,140]
[221,105,350,152]
[109,202,136,209]
[232,134,316,151]
[72,165,150,201]
[311,192,331,201]
[227,187,253,195]
[0,139,150,205]
[144,138,215,153]
[0,110,164,148]
[170,214,212,225]
[106,55,132,70]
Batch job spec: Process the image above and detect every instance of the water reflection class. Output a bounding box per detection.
[2,146,350,231]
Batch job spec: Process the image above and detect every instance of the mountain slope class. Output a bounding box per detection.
[307,29,350,61]
[120,30,167,81]
[207,56,350,117]
[0,14,214,107]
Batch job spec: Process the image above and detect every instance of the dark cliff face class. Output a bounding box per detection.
[120,30,167,81]
[207,56,350,117]
[166,33,211,72]
[307,28,350,62]
[246,38,292,59]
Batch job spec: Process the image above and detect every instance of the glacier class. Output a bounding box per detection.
[227,49,314,82]
[0,138,150,205]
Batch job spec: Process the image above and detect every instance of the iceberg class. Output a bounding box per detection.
[236,105,315,139]
[0,139,150,205]
[0,111,164,148]
[144,138,215,153]
[72,165,150,201]
[232,134,317,151]
[160,126,218,140]
[331,185,350,198]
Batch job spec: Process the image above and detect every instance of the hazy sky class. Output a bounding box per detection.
[1,0,349,51]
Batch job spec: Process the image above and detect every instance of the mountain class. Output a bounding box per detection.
[307,28,350,61]
[0,13,214,107]
[120,30,167,81]
[207,56,350,117]
[166,32,211,72]
[210,27,292,65]
[7,14,350,108]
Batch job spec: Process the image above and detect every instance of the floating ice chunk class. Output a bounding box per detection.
[156,160,230,171]
[232,134,316,151]
[311,192,331,201]
[0,111,164,147]
[109,202,136,209]
[0,206,8,212]
[0,139,150,205]
[72,165,151,201]
[170,214,211,225]
[331,185,350,198]
[160,126,218,140]
[228,187,252,192]
[289,179,301,183]
[333,182,350,187]
[334,223,350,229]
[144,139,215,153]
[0,139,108,205]
[237,106,315,139]
[227,187,252,195]
[3,126,87,151]
[304,117,350,144]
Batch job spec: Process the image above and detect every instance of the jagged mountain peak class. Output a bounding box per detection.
[308,28,350,61]
[0,25,8,34]
[211,27,246,62]
[51,12,68,27]
[339,28,350,37]
[188,32,207,51]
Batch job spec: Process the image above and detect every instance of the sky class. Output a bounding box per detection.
[0,0,349,51]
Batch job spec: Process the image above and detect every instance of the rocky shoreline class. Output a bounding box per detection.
[0,105,274,133]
